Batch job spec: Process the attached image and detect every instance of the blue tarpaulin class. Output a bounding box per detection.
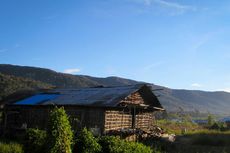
[15,94,59,105]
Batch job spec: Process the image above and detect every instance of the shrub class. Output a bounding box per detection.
[0,141,24,153]
[210,122,228,131]
[73,128,101,153]
[24,128,47,153]
[98,136,122,153]
[122,141,153,153]
[98,136,152,153]
[47,107,73,153]
[208,115,214,126]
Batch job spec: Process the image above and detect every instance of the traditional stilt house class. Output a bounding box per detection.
[4,84,164,135]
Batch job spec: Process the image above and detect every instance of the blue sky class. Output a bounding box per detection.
[1,0,230,92]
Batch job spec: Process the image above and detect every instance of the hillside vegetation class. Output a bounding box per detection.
[0,64,139,88]
[0,73,53,103]
[0,64,230,115]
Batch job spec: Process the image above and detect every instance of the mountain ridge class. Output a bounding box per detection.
[0,72,53,104]
[0,64,229,115]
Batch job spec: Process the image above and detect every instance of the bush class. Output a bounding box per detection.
[98,136,123,153]
[73,128,101,153]
[24,128,47,153]
[98,136,152,153]
[210,122,228,131]
[0,141,24,153]
[47,107,73,153]
[208,115,214,126]
[124,141,153,153]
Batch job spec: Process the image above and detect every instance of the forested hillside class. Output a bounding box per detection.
[0,64,138,88]
[0,73,53,103]
[0,64,230,115]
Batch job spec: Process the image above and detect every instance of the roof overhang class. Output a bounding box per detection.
[152,107,165,111]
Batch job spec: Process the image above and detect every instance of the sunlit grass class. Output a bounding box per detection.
[155,119,230,153]
[156,119,202,135]
[0,141,23,153]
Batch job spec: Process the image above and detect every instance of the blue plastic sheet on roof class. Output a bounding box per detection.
[15,94,59,105]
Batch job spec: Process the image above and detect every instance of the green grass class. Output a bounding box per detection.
[156,119,202,135]
[183,131,230,146]
[0,141,24,153]
[150,131,230,153]
[154,119,230,153]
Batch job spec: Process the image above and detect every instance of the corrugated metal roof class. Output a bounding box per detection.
[15,94,59,105]
[220,117,230,122]
[43,84,144,106]
[13,84,163,108]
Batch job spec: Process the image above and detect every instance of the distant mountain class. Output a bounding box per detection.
[152,86,230,115]
[0,64,100,88]
[82,75,140,86]
[0,64,230,115]
[0,72,53,104]
[0,64,139,88]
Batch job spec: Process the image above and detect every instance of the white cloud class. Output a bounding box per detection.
[63,68,81,74]
[191,83,202,88]
[132,0,196,15]
[153,0,195,10]
[218,88,230,93]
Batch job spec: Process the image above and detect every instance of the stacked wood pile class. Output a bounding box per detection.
[105,128,142,141]
[135,112,153,129]
[139,126,176,142]
[104,110,132,132]
[120,92,145,105]
[105,126,176,142]
[138,126,164,139]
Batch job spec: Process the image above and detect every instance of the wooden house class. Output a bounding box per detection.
[220,117,230,128]
[4,84,164,135]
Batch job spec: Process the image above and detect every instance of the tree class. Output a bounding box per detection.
[24,128,47,153]
[207,114,214,126]
[47,107,73,153]
[73,128,101,153]
[98,136,152,153]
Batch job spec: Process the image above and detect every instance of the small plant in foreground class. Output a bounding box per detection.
[98,136,153,153]
[47,106,73,153]
[73,127,101,153]
[24,128,47,153]
[0,141,24,153]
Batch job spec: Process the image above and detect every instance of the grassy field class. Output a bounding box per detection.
[156,119,203,135]
[1,118,229,153]
[155,119,230,153]
[0,140,23,153]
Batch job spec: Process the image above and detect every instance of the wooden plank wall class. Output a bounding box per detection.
[5,105,156,134]
[6,107,52,129]
[5,106,105,133]
[66,107,105,134]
